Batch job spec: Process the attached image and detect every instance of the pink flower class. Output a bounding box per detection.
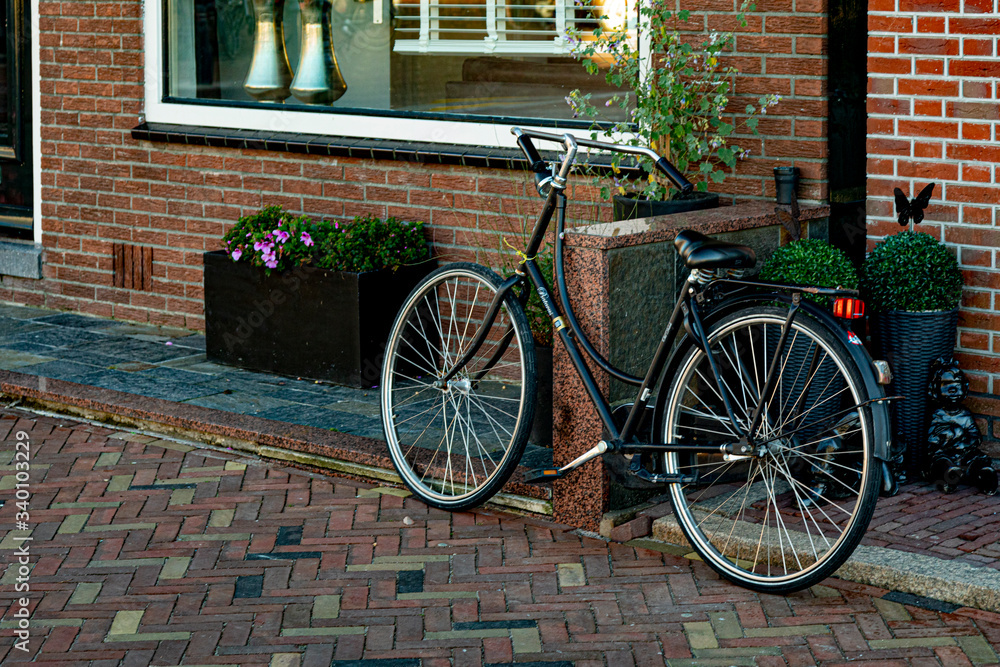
[231,248,243,261]
[275,229,290,243]
[300,232,314,247]
[265,257,278,269]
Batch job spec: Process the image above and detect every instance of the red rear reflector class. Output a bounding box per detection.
[833,297,865,319]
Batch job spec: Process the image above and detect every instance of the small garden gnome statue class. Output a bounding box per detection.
[925,357,998,495]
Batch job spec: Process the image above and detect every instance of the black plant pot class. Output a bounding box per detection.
[773,166,800,205]
[204,250,430,388]
[612,191,719,221]
[872,309,959,477]
[529,346,552,447]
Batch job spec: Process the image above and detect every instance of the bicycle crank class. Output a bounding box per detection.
[523,440,611,484]
[524,439,703,485]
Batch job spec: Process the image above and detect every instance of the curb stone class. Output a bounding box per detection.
[650,513,1000,613]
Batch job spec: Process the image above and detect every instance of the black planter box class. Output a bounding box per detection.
[204,250,429,387]
[612,191,719,221]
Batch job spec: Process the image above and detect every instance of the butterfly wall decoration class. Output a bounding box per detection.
[894,182,935,227]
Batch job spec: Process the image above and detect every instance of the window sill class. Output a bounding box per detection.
[131,122,636,175]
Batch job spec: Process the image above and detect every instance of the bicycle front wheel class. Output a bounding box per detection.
[380,263,536,510]
[661,305,880,593]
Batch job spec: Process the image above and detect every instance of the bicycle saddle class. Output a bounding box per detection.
[674,229,756,270]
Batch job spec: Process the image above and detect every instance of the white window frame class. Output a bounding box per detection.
[142,0,644,149]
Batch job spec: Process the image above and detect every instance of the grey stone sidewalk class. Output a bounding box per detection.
[0,302,554,471]
[0,303,386,437]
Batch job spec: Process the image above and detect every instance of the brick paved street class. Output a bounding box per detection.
[3,406,1000,666]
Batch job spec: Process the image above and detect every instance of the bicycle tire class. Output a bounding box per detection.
[660,305,881,594]
[380,262,536,510]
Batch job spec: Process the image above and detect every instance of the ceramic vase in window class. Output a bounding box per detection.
[244,0,294,102]
[290,0,348,104]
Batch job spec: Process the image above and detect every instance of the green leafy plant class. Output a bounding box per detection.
[489,238,554,348]
[522,247,555,348]
[566,1,779,201]
[222,206,429,275]
[482,209,555,348]
[316,215,429,273]
[860,231,962,312]
[760,239,858,305]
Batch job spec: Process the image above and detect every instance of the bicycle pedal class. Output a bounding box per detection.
[523,468,564,485]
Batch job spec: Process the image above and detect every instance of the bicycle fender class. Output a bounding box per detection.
[657,293,893,463]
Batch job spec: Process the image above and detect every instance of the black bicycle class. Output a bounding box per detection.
[379,128,894,594]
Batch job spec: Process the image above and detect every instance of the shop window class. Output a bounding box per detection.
[156,0,632,134]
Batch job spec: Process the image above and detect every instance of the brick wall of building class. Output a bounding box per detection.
[13,0,831,333]
[682,0,832,203]
[867,1,1000,440]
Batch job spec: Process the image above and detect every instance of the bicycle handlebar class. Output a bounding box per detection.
[511,127,694,195]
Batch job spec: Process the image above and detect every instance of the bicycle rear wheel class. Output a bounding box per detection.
[380,263,536,510]
[660,305,880,593]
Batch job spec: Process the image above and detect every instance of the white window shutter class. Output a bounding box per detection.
[393,0,632,56]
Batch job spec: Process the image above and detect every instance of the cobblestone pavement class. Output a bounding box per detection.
[3,407,1000,666]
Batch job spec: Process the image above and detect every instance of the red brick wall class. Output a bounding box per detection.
[680,0,831,203]
[15,0,830,332]
[867,1,1000,440]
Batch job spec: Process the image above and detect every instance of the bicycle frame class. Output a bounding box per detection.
[437,128,876,480]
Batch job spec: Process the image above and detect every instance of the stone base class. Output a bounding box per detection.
[0,240,43,279]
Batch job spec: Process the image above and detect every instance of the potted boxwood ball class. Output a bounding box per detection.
[760,239,859,440]
[204,205,432,388]
[760,238,859,300]
[860,231,963,478]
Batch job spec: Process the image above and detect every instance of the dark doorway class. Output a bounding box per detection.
[828,0,867,266]
[0,0,31,237]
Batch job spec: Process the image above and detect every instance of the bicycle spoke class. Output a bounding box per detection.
[777,449,836,550]
[771,451,820,561]
[721,461,763,565]
[398,323,442,375]
[685,377,741,436]
[467,392,516,440]
[401,400,446,459]
[393,399,445,428]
